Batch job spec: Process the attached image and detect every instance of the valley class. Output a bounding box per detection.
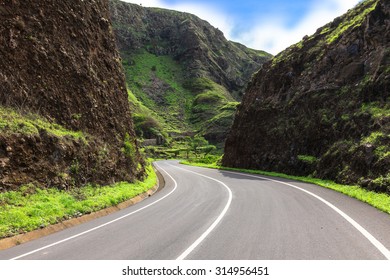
[0,0,389,262]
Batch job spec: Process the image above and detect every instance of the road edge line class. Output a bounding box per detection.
[220,169,390,260]
[168,163,233,260]
[8,162,177,260]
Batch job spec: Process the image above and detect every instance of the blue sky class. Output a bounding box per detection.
[122,0,362,54]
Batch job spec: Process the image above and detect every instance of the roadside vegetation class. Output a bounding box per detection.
[142,135,219,162]
[180,158,390,215]
[0,165,157,239]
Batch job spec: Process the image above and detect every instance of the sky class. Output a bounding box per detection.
[121,0,362,55]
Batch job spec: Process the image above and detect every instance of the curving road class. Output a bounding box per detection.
[0,160,390,260]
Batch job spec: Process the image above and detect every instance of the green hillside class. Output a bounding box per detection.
[109,0,272,149]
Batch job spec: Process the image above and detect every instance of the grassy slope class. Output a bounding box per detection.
[0,165,157,238]
[181,161,390,215]
[122,49,238,144]
[122,49,193,134]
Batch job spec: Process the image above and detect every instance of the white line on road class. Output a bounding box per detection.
[167,163,233,260]
[10,162,177,260]
[219,169,390,260]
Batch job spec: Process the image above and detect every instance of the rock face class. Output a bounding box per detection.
[0,0,143,190]
[223,0,390,193]
[109,0,271,98]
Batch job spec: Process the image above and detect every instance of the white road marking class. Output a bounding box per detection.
[10,162,177,260]
[10,161,388,260]
[168,163,233,260]
[219,169,390,260]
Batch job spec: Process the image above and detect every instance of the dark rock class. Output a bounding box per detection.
[223,0,390,193]
[0,0,144,191]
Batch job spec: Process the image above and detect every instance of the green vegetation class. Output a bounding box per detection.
[183,77,215,93]
[122,49,193,133]
[127,88,167,140]
[360,131,389,160]
[143,135,219,160]
[133,113,163,139]
[220,102,240,111]
[122,49,239,147]
[180,160,390,215]
[325,0,378,43]
[121,50,238,147]
[122,133,137,159]
[189,78,234,129]
[361,102,390,119]
[188,136,208,157]
[297,155,317,164]
[271,0,378,68]
[0,106,86,141]
[193,92,223,105]
[361,131,386,145]
[0,165,157,238]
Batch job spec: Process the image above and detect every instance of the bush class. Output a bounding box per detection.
[122,133,136,159]
[297,155,317,164]
[183,77,215,93]
[193,92,223,106]
[133,113,161,139]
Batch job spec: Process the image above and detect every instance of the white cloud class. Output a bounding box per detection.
[236,0,362,54]
[120,0,362,55]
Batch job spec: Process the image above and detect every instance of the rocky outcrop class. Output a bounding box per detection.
[223,0,390,193]
[0,0,143,190]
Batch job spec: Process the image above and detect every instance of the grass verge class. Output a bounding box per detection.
[0,165,157,239]
[180,160,390,215]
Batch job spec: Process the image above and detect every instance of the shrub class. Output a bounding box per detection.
[297,155,317,164]
[122,133,136,159]
[193,92,223,106]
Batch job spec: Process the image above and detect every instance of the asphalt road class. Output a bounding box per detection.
[1,160,390,260]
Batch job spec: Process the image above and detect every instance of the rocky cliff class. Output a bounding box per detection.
[223,0,390,193]
[0,0,143,190]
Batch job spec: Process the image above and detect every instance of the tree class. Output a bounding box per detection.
[188,136,208,158]
[202,145,216,158]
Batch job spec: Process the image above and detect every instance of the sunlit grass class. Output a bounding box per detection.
[0,165,157,238]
